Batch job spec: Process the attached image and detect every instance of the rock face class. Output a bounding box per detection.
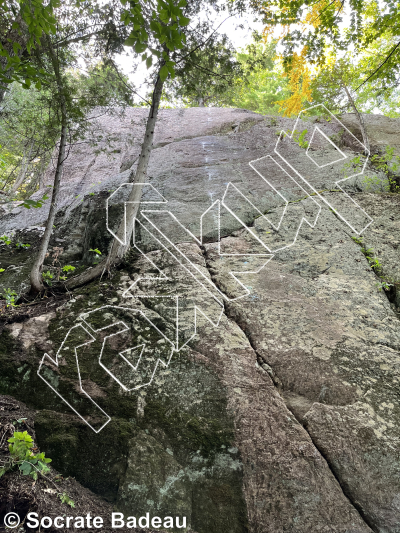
[0,107,399,533]
[340,112,400,156]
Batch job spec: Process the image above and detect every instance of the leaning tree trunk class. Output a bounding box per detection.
[30,38,67,295]
[341,81,370,154]
[66,62,166,290]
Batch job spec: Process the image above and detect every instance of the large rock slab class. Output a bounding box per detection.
[204,191,400,532]
[1,107,399,532]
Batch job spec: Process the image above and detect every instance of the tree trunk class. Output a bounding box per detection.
[30,38,67,295]
[10,142,33,195]
[341,81,370,154]
[66,62,167,290]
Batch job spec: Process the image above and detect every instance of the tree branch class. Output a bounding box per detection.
[107,58,152,106]
[175,15,233,64]
[355,40,400,91]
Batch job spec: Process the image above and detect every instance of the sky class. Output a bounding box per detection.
[115,10,265,100]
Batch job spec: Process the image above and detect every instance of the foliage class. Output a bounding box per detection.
[356,145,400,193]
[165,34,241,107]
[21,194,49,208]
[0,0,135,200]
[62,264,76,273]
[0,430,52,480]
[121,0,191,82]
[0,0,59,90]
[370,146,400,193]
[0,60,134,199]
[292,128,309,149]
[376,280,394,292]
[0,235,11,245]
[89,248,102,265]
[0,146,5,169]
[243,0,400,119]
[351,235,395,293]
[0,82,57,197]
[168,38,290,113]
[228,40,290,114]
[2,288,17,307]
[249,0,400,85]
[278,48,312,116]
[15,242,30,248]
[311,41,400,117]
[42,270,54,286]
[59,492,75,508]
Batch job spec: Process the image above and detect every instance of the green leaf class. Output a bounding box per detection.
[150,19,159,33]
[160,64,169,81]
[166,63,175,79]
[179,16,190,26]
[124,37,136,47]
[159,9,170,23]
[21,193,49,209]
[8,431,33,444]
[59,493,75,508]
[12,42,21,54]
[146,56,153,69]
[20,461,33,475]
[134,41,147,54]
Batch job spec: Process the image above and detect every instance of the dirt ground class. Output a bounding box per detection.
[0,395,180,533]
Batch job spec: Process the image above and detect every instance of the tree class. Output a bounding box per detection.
[0,0,139,294]
[248,0,400,90]
[229,40,290,114]
[0,82,59,197]
[0,0,59,104]
[29,35,68,294]
[165,37,290,115]
[0,0,127,105]
[24,51,132,293]
[0,61,133,203]
[276,47,312,117]
[166,34,241,107]
[66,0,239,290]
[311,36,400,117]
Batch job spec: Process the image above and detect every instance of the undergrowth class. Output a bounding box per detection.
[0,429,75,507]
[351,236,398,297]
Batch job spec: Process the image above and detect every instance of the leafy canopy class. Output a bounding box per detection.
[0,0,60,89]
[121,0,190,81]
[248,0,400,89]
